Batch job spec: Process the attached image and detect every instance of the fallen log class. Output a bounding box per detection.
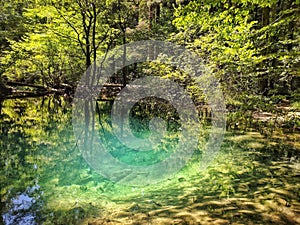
[6,81,47,89]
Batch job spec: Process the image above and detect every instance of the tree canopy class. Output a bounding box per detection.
[0,0,299,118]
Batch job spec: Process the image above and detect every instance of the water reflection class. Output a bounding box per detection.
[1,96,299,225]
[1,95,73,225]
[2,185,42,225]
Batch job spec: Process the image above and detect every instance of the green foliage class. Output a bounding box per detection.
[171,0,300,133]
[1,2,85,87]
[0,0,299,132]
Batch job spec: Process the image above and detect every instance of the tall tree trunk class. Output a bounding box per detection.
[262,6,270,27]
[122,33,127,87]
[155,3,160,23]
[259,6,270,96]
[0,82,11,114]
[149,2,155,29]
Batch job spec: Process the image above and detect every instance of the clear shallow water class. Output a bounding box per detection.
[1,96,300,225]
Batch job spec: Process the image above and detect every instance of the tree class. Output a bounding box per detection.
[172,0,300,105]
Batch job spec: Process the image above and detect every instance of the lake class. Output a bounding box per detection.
[1,96,299,224]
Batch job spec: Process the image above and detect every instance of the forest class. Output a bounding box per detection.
[0,0,300,224]
[1,0,299,107]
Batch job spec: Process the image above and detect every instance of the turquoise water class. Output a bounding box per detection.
[1,96,299,224]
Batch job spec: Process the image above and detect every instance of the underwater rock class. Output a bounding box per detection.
[68,207,85,220]
[129,203,140,212]
[178,177,186,182]
[88,218,122,225]
[2,185,42,225]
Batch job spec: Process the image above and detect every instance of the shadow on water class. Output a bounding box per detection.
[87,132,300,225]
[0,97,299,225]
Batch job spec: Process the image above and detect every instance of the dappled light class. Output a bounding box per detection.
[1,97,299,224]
[1,0,299,224]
